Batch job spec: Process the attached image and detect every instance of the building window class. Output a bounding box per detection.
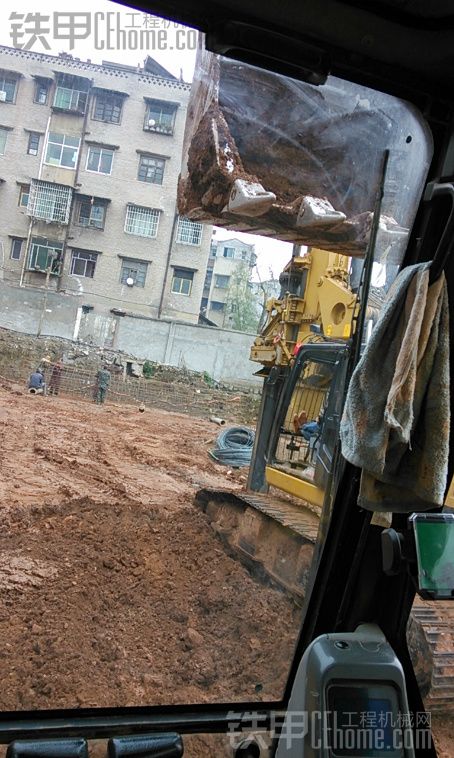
[70,249,98,278]
[120,259,148,288]
[0,72,18,103]
[27,180,73,224]
[27,132,40,156]
[18,184,29,208]
[138,154,165,185]
[215,274,230,289]
[10,238,23,260]
[53,86,87,114]
[124,204,160,238]
[34,80,49,105]
[171,268,194,296]
[0,127,8,155]
[75,198,107,229]
[223,246,235,258]
[86,146,114,175]
[176,216,203,246]
[93,93,124,124]
[45,132,80,169]
[144,99,178,135]
[210,301,225,311]
[27,237,63,274]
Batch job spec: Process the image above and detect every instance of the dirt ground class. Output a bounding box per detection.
[0,385,451,756]
[0,384,300,755]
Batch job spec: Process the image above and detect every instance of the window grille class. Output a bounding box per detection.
[124,205,160,238]
[176,216,203,246]
[27,180,73,224]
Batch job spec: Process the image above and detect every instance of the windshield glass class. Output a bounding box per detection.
[0,1,433,721]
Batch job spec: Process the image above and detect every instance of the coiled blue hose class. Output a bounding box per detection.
[209,426,255,467]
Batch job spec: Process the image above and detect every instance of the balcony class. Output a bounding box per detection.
[27,180,73,225]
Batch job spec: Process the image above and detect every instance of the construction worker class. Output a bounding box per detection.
[28,368,46,395]
[94,365,111,404]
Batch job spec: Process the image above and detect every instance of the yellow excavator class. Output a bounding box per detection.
[248,247,358,507]
[184,45,454,717]
[197,244,454,714]
[250,248,355,367]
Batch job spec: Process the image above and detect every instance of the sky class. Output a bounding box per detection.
[0,0,293,281]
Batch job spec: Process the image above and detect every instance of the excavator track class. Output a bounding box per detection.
[195,487,454,714]
[410,601,454,713]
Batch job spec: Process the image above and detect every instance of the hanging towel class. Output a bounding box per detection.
[340,262,450,512]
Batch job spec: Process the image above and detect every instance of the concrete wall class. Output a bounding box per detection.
[116,316,260,384]
[0,281,260,384]
[0,281,77,339]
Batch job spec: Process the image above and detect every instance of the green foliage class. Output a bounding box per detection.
[142,360,154,378]
[203,371,215,387]
[225,263,260,333]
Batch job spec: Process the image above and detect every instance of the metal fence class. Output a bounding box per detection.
[9,362,259,423]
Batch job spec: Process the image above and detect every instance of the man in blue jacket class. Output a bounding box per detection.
[28,369,46,395]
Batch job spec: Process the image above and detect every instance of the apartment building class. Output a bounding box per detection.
[0,45,212,325]
[201,237,257,327]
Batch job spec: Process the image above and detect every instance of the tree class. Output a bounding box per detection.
[224,263,260,332]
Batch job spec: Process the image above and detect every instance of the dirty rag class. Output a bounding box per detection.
[340,262,450,511]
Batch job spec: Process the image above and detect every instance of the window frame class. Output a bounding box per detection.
[10,238,23,261]
[86,146,114,175]
[0,72,19,103]
[75,198,107,230]
[27,132,40,156]
[215,274,230,289]
[223,247,235,258]
[120,258,148,288]
[137,154,165,185]
[34,81,49,105]
[53,86,87,114]
[92,93,124,124]
[175,216,203,246]
[144,99,178,135]
[18,184,30,208]
[210,300,226,312]
[70,249,98,278]
[171,268,194,296]
[44,132,80,170]
[124,205,160,239]
[27,237,63,274]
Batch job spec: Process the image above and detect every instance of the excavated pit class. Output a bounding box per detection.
[0,384,452,756]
